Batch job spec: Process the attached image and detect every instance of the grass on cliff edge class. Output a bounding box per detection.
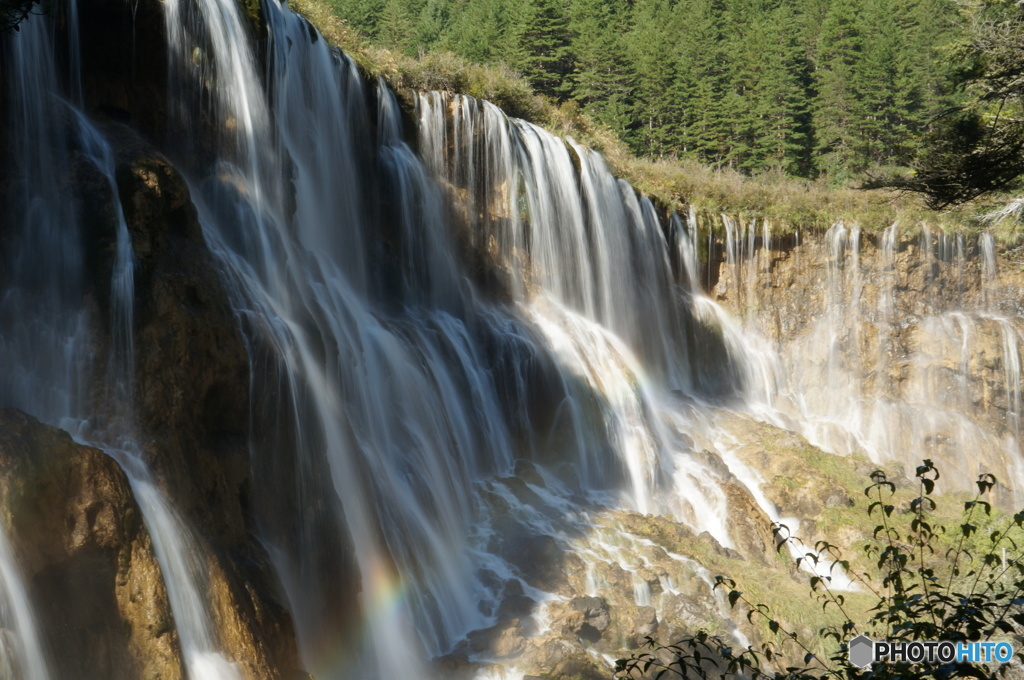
[287,0,1023,245]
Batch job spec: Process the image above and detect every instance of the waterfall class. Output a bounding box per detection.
[981,231,999,308]
[714,218,1024,495]
[1,4,244,678]
[0,528,50,680]
[76,112,243,680]
[5,0,1024,678]
[145,0,768,674]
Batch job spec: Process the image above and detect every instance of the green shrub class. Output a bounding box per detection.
[615,461,1024,679]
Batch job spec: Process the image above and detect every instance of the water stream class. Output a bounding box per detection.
[1,0,1023,678]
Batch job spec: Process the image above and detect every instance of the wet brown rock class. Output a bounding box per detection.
[109,124,252,550]
[659,593,717,639]
[501,532,569,592]
[0,107,304,679]
[720,481,776,564]
[547,651,608,680]
[433,651,481,679]
[715,414,861,528]
[614,511,694,554]
[107,127,303,680]
[0,408,183,680]
[467,619,529,658]
[568,596,610,641]
[610,605,658,650]
[519,634,608,680]
[497,579,536,619]
[523,637,578,670]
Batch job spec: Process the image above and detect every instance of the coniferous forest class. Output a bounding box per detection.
[331,0,963,181]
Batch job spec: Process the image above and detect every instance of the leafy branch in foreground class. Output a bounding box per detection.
[614,461,1024,679]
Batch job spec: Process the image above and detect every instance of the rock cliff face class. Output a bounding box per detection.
[0,409,182,680]
[96,123,303,680]
[1,132,301,678]
[708,222,1024,501]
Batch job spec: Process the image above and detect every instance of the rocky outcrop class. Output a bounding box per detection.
[0,408,182,680]
[0,406,305,680]
[707,224,1024,500]
[107,122,302,680]
[109,122,253,550]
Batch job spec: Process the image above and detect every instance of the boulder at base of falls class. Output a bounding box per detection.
[0,408,183,680]
[606,605,658,650]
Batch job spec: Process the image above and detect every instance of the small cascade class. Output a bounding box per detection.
[130,481,242,680]
[981,232,999,309]
[996,319,1023,439]
[715,219,1024,494]
[879,222,898,323]
[0,529,51,680]
[671,212,701,296]
[75,112,242,680]
[710,428,856,592]
[70,111,136,416]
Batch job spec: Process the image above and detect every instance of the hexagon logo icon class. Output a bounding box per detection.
[849,635,874,668]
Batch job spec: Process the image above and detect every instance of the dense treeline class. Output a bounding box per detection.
[331,0,962,180]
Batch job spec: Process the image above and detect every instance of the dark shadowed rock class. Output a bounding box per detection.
[106,123,304,680]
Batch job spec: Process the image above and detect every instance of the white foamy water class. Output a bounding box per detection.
[3,0,1024,678]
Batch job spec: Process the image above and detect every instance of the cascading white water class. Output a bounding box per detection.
[129,481,242,680]
[76,113,243,680]
[981,231,999,308]
[149,0,780,674]
[8,0,1024,678]
[0,528,51,680]
[0,12,92,679]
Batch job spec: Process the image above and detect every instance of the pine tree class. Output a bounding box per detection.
[674,0,731,167]
[748,3,813,175]
[626,0,680,157]
[812,0,865,179]
[567,0,634,134]
[507,0,573,100]
[413,0,452,51]
[443,0,511,63]
[379,0,420,54]
[331,0,386,37]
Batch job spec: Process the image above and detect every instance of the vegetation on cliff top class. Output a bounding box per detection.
[319,0,962,181]
[289,0,1024,243]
